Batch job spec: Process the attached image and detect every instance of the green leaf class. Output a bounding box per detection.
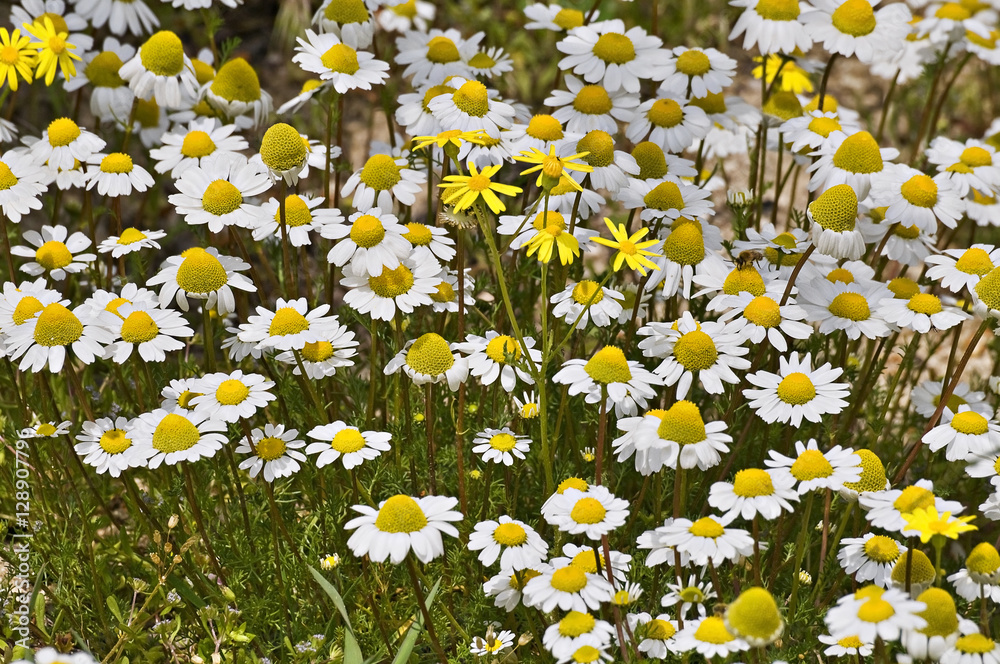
[391,578,441,664]
[106,596,123,623]
[343,630,364,664]
[307,565,353,630]
[166,574,205,609]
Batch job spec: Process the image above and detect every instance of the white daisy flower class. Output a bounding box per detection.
[522,559,614,613]
[253,194,344,248]
[238,297,343,352]
[629,400,732,473]
[306,421,391,470]
[131,408,228,468]
[926,245,1000,294]
[709,467,799,521]
[766,440,861,495]
[159,377,203,412]
[344,493,462,564]
[882,291,969,333]
[472,427,532,466]
[102,301,194,363]
[558,129,639,193]
[859,479,963,533]
[926,137,1000,197]
[940,632,1000,664]
[4,301,114,373]
[923,405,1000,461]
[655,514,754,566]
[803,0,912,63]
[274,324,358,379]
[820,633,875,657]
[798,277,892,340]
[470,629,515,658]
[149,118,249,178]
[384,332,469,391]
[560,542,631,583]
[871,163,963,233]
[967,189,1000,227]
[0,150,48,222]
[543,612,616,659]
[809,129,899,199]
[552,344,661,417]
[341,256,440,321]
[638,311,751,400]
[551,280,625,330]
[648,217,727,299]
[484,568,542,612]
[75,416,144,478]
[428,77,515,139]
[84,152,155,197]
[505,113,574,155]
[0,278,63,332]
[728,0,814,54]
[545,75,639,134]
[626,94,712,154]
[782,110,861,155]
[808,183,866,259]
[340,153,427,211]
[190,370,275,423]
[556,19,669,94]
[717,288,813,353]
[910,379,992,423]
[427,268,476,314]
[394,28,480,86]
[660,46,736,97]
[235,423,306,482]
[12,224,95,281]
[744,351,851,427]
[29,117,106,172]
[524,3,591,32]
[97,228,166,258]
[147,247,254,316]
[616,177,715,222]
[543,485,629,540]
[321,207,411,276]
[469,516,548,569]
[660,573,716,618]
[168,153,271,233]
[674,615,750,659]
[916,2,994,46]
[456,331,541,392]
[118,31,197,108]
[63,38,135,122]
[292,29,389,94]
[377,0,435,33]
[555,635,615,664]
[514,390,540,419]
[74,0,158,36]
[19,420,71,439]
[312,0,374,47]
[826,585,927,642]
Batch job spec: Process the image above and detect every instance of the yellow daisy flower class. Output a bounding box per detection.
[752,54,813,94]
[902,506,977,543]
[515,145,593,191]
[592,217,662,275]
[411,129,489,152]
[23,17,81,86]
[525,220,580,265]
[0,27,37,91]
[439,162,522,213]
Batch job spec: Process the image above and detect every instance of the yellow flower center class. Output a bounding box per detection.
[694,616,736,644]
[657,400,707,445]
[689,516,725,538]
[191,58,215,85]
[489,432,518,452]
[571,497,607,524]
[368,264,414,298]
[676,49,711,76]
[662,218,706,266]
[952,410,989,435]
[894,485,936,513]
[558,477,589,494]
[202,180,243,216]
[425,35,460,63]
[176,248,228,294]
[956,634,996,654]
[892,222,920,239]
[570,549,603,573]
[38,12,69,33]
[452,80,490,117]
[152,413,201,453]
[33,303,83,347]
[827,268,855,283]
[679,585,706,603]
[215,379,250,405]
[554,8,585,29]
[808,116,842,138]
[858,598,895,623]
[260,123,306,173]
[831,0,877,36]
[647,619,677,640]
[763,90,803,121]
[35,241,73,270]
[644,181,685,212]
[832,131,883,174]
[551,566,589,593]
[744,295,782,328]
[117,228,147,245]
[791,449,834,481]
[573,85,613,115]
[756,0,800,19]
[269,307,310,336]
[273,195,311,227]
[406,332,455,376]
[210,58,261,102]
[843,449,886,493]
[572,646,601,664]
[430,281,456,303]
[576,130,615,168]
[320,43,360,74]
[469,51,497,68]
[673,329,718,371]
[838,636,864,649]
[140,31,185,77]
[134,98,161,128]
[465,174,492,192]
[917,588,959,637]
[777,372,817,405]
[350,214,387,248]
[177,390,201,409]
[648,99,684,128]
[969,542,1000,574]
[975,266,1000,311]
[330,428,367,453]
[906,293,942,315]
[421,84,452,111]
[559,612,596,637]
[900,174,938,208]
[592,32,635,64]
[733,468,774,497]
[12,296,43,325]
[47,118,81,148]
[829,292,871,321]
[864,536,901,564]
[571,280,604,305]
[936,2,972,18]
[100,153,133,174]
[485,335,520,364]
[120,310,159,343]
[724,265,766,296]
[764,232,802,266]
[374,495,428,533]
[99,429,131,455]
[527,114,564,141]
[805,93,839,113]
[727,587,782,641]
[891,549,936,586]
[584,346,632,384]
[359,154,402,191]
[493,522,527,546]
[809,183,858,231]
[323,0,369,23]
[181,131,216,158]
[956,247,994,275]
[301,340,333,362]
[888,276,920,299]
[0,161,18,190]
[403,222,433,246]
[255,436,287,461]
[632,142,668,179]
